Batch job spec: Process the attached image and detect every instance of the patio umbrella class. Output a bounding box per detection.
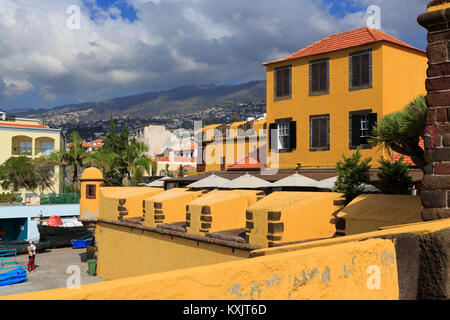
[221,173,273,189]
[272,173,317,188]
[143,177,171,187]
[313,176,381,193]
[186,174,230,189]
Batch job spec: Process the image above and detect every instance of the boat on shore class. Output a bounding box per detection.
[37,216,92,247]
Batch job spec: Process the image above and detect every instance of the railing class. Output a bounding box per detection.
[11,147,32,156]
[40,193,80,205]
[0,249,17,267]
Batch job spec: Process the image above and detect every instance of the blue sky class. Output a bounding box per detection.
[0,0,429,111]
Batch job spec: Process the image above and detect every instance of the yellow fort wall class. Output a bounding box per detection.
[336,194,424,236]
[4,238,399,300]
[95,222,250,280]
[99,187,164,221]
[8,219,450,300]
[246,192,345,247]
[186,190,264,236]
[142,188,208,227]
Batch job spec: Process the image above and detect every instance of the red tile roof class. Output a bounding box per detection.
[390,138,425,166]
[263,27,425,66]
[0,122,49,129]
[155,156,196,163]
[176,143,198,152]
[227,145,267,170]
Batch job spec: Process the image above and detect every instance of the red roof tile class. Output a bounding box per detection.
[0,122,49,129]
[390,138,425,166]
[228,145,267,170]
[263,27,425,66]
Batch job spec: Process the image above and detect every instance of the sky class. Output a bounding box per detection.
[0,0,429,111]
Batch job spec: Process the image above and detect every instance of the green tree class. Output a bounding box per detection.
[177,164,185,177]
[120,139,150,185]
[370,95,427,169]
[165,163,174,178]
[33,157,58,195]
[334,149,372,204]
[377,156,413,195]
[50,131,84,193]
[0,157,38,193]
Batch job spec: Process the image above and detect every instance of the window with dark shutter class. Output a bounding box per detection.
[350,50,372,90]
[274,66,292,100]
[86,185,96,200]
[349,111,377,148]
[310,59,329,95]
[310,115,330,151]
[269,123,278,150]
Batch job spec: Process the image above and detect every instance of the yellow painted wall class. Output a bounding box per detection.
[265,42,427,169]
[187,190,263,236]
[337,194,424,236]
[0,126,64,196]
[95,222,249,280]
[99,187,164,221]
[381,43,427,116]
[143,188,208,227]
[253,218,450,258]
[5,238,399,300]
[247,192,345,247]
[80,181,103,220]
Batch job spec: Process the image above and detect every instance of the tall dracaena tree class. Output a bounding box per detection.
[369,95,427,170]
[50,131,84,193]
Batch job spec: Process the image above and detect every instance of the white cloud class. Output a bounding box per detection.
[0,0,428,109]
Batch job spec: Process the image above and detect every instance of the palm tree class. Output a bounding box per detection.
[369,95,427,169]
[50,131,84,193]
[120,140,150,185]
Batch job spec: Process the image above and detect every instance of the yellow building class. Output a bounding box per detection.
[263,27,427,169]
[0,113,64,198]
[198,119,267,172]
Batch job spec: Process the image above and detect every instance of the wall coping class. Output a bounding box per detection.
[88,218,262,252]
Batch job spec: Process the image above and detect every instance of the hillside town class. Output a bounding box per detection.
[0,0,450,306]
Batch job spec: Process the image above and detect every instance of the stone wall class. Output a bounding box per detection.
[418,2,450,221]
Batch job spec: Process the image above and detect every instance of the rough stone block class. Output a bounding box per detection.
[425,135,433,149]
[427,42,448,64]
[422,208,450,221]
[434,162,450,175]
[422,190,448,208]
[378,233,420,300]
[427,62,450,77]
[417,228,450,299]
[426,109,436,125]
[443,133,450,146]
[426,91,450,108]
[421,190,448,208]
[428,31,450,43]
[432,148,450,161]
[426,77,450,92]
[423,175,450,190]
[436,108,449,122]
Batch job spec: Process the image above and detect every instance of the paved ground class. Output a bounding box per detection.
[0,247,103,297]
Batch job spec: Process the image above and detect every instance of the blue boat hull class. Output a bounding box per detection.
[0,267,27,287]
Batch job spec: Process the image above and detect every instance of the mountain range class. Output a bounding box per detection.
[8,80,266,123]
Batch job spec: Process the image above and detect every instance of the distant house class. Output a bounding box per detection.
[0,112,64,198]
[262,27,427,169]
